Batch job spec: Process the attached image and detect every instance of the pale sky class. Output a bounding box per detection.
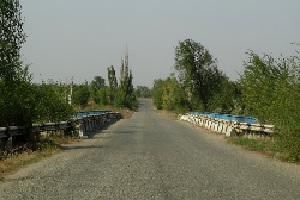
[19,0,300,87]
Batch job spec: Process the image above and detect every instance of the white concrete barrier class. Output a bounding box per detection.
[222,124,228,134]
[179,114,191,121]
[217,122,223,133]
[179,114,274,137]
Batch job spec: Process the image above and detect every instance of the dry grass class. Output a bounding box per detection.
[156,110,178,120]
[118,109,134,119]
[0,148,60,181]
[51,136,83,145]
[0,134,83,182]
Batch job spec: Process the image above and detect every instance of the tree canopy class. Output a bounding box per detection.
[173,39,234,112]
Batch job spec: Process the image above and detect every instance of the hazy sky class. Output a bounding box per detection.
[19,0,300,87]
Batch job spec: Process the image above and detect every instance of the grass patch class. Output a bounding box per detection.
[0,135,83,182]
[228,137,277,151]
[0,148,60,182]
[228,137,268,151]
[156,110,178,120]
[51,136,82,145]
[226,136,297,163]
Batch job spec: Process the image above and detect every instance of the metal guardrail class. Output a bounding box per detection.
[179,114,274,137]
[0,111,122,159]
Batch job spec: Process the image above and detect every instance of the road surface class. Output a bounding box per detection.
[1,99,300,199]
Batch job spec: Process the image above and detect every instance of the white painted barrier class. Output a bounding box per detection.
[222,124,228,134]
[179,115,274,137]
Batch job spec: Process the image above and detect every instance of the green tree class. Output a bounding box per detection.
[0,0,26,81]
[207,75,239,114]
[152,79,164,110]
[174,38,222,111]
[90,76,105,104]
[136,86,151,98]
[152,77,187,113]
[161,77,186,112]
[117,70,136,109]
[73,85,90,108]
[33,84,72,123]
[239,53,285,123]
[239,51,300,162]
[107,65,118,104]
[0,70,35,126]
[0,0,31,127]
[97,86,109,105]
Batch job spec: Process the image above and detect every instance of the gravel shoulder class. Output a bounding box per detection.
[174,117,300,179]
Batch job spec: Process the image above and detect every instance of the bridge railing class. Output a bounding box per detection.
[178,113,274,137]
[0,111,122,159]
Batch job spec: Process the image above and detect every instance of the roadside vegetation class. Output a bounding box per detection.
[152,39,300,163]
[0,147,61,182]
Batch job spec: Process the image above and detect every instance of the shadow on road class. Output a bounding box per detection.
[113,130,143,134]
[60,145,103,150]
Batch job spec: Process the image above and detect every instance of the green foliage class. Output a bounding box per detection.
[152,77,188,113]
[174,39,229,111]
[0,0,30,126]
[136,86,151,98]
[239,54,286,123]
[115,70,137,109]
[107,65,118,103]
[97,86,109,105]
[0,75,35,126]
[152,38,238,114]
[152,79,164,110]
[33,84,73,123]
[207,77,239,114]
[239,51,300,162]
[85,66,137,110]
[0,0,26,82]
[113,88,126,108]
[72,85,90,108]
[0,72,73,126]
[162,77,186,111]
[90,76,105,104]
[228,137,278,153]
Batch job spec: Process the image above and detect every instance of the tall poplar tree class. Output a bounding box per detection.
[0,0,26,81]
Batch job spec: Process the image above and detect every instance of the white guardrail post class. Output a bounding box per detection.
[179,113,274,138]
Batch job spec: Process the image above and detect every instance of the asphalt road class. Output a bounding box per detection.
[1,99,300,199]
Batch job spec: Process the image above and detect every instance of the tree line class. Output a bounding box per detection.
[152,39,300,162]
[72,66,137,111]
[153,39,240,114]
[0,0,138,128]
